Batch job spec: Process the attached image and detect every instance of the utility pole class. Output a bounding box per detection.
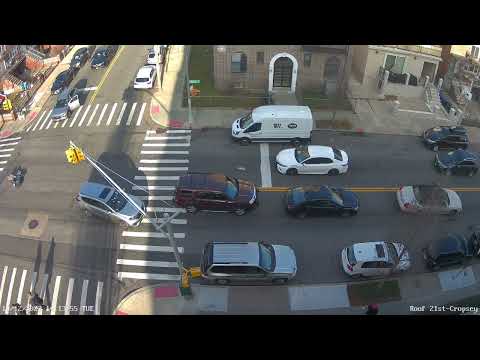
[154,45,162,91]
[185,45,193,127]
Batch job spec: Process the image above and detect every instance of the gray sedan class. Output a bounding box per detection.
[396,185,462,215]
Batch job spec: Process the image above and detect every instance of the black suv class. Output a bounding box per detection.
[50,68,75,95]
[434,149,479,176]
[285,185,359,218]
[423,126,469,151]
[70,46,96,69]
[423,231,480,270]
[91,45,118,69]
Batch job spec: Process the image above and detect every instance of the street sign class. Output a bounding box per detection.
[189,80,200,84]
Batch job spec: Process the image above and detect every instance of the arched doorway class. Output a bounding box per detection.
[324,56,340,96]
[268,53,298,93]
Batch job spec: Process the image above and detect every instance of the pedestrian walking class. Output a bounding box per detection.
[11,303,26,315]
[366,304,379,315]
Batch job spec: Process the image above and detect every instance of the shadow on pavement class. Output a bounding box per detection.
[43,236,55,305]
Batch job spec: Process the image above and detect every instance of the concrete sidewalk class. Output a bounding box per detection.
[0,45,89,140]
[114,264,480,315]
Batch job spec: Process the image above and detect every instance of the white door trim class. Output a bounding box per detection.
[268,52,298,94]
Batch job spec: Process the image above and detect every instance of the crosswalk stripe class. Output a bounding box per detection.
[126,102,138,126]
[141,218,187,225]
[96,104,109,126]
[0,168,3,172]
[37,273,49,315]
[141,150,189,155]
[0,148,14,152]
[95,282,103,315]
[65,278,74,315]
[37,110,52,131]
[5,267,17,314]
[134,176,179,181]
[79,279,89,315]
[118,272,181,281]
[16,269,27,305]
[132,185,175,191]
[146,130,191,134]
[0,141,19,147]
[27,271,37,315]
[50,275,62,315]
[66,106,82,127]
[145,136,191,141]
[122,231,185,239]
[140,159,189,164]
[0,154,12,158]
[142,142,190,147]
[0,161,7,164]
[77,104,92,127]
[116,102,127,125]
[0,136,21,143]
[137,195,173,201]
[117,259,179,268]
[86,103,100,126]
[136,102,146,126]
[138,166,188,172]
[27,111,47,132]
[45,117,54,130]
[147,207,186,213]
[54,120,60,128]
[0,266,7,312]
[106,102,118,126]
[120,244,184,253]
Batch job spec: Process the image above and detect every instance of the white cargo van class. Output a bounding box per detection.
[231,105,313,145]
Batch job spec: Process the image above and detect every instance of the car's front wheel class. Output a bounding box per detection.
[216,279,229,285]
[328,169,340,176]
[342,210,357,217]
[449,209,459,216]
[286,168,297,176]
[445,169,452,176]
[239,138,250,146]
[186,205,198,214]
[273,278,288,284]
[351,274,362,280]
[234,208,246,216]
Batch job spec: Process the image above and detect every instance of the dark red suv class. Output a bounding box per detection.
[174,173,258,215]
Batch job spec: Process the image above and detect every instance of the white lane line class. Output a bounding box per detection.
[106,102,118,126]
[146,130,191,134]
[27,111,47,132]
[0,136,21,143]
[0,154,12,158]
[141,218,187,225]
[140,159,189,164]
[38,110,52,130]
[118,272,181,281]
[0,142,19,147]
[0,168,3,172]
[95,282,103,315]
[115,102,127,125]
[122,231,185,239]
[86,103,100,127]
[64,278,74,315]
[134,176,179,181]
[142,143,190,147]
[16,269,27,305]
[0,148,14,152]
[117,259,179,268]
[37,273,49,315]
[80,86,98,91]
[77,104,92,127]
[45,117,54,130]
[67,105,83,127]
[54,120,60,128]
[5,267,16,314]
[132,185,175,191]
[144,136,191,141]
[138,166,189,172]
[125,102,138,126]
[0,161,7,164]
[79,279,89,315]
[96,104,109,126]
[141,150,189,155]
[120,244,184,253]
[137,195,173,201]
[0,266,7,313]
[50,275,61,315]
[260,143,272,188]
[136,102,146,126]
[147,207,186,213]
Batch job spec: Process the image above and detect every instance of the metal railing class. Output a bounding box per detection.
[378,45,442,58]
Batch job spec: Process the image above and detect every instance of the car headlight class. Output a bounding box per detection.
[233,130,240,136]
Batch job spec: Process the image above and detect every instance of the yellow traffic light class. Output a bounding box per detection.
[65,148,78,164]
[2,99,12,111]
[75,148,85,162]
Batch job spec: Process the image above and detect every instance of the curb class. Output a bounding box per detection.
[113,284,181,315]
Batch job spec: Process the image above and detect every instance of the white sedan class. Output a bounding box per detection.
[146,46,167,65]
[133,65,157,89]
[275,145,349,175]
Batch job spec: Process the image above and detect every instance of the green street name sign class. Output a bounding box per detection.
[189,80,201,84]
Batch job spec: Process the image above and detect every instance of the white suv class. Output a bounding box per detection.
[133,65,157,89]
[341,241,411,279]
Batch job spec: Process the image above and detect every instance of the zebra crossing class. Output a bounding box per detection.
[24,101,148,133]
[0,136,22,173]
[0,265,104,315]
[117,129,191,282]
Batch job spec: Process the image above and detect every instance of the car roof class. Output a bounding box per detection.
[252,105,312,120]
[211,242,260,265]
[306,145,335,158]
[450,149,478,162]
[429,233,467,256]
[352,242,389,262]
[292,185,332,200]
[137,66,154,77]
[178,173,228,192]
[58,88,70,100]
[79,182,114,201]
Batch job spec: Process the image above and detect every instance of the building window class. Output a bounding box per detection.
[232,52,247,73]
[256,51,264,65]
[471,46,479,59]
[324,56,340,80]
[384,54,406,74]
[304,52,312,67]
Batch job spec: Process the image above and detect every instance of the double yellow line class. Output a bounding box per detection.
[88,45,126,105]
[258,187,480,193]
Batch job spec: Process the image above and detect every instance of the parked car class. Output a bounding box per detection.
[341,241,411,279]
[133,65,157,89]
[434,149,479,176]
[423,125,469,151]
[200,241,297,285]
[91,46,117,69]
[70,46,96,69]
[174,173,257,215]
[396,185,462,216]
[276,145,349,175]
[76,182,145,227]
[423,232,480,271]
[146,46,166,65]
[50,68,75,95]
[50,88,81,121]
[285,185,359,218]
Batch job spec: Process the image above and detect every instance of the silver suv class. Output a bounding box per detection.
[201,241,297,285]
[76,182,145,227]
[51,88,80,121]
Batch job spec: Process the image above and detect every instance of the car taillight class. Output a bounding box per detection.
[404,203,410,208]
[347,264,353,272]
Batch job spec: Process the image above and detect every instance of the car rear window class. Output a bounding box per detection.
[106,190,128,212]
[291,187,306,204]
[332,148,343,161]
[413,186,449,206]
[136,77,150,83]
[347,246,356,265]
[99,187,111,199]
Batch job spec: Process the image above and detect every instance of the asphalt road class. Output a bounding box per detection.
[186,129,480,284]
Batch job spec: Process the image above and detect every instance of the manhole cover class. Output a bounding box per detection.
[28,219,39,229]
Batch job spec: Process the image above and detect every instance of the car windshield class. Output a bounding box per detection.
[106,190,128,212]
[413,186,449,206]
[295,146,310,163]
[55,99,68,108]
[347,246,356,265]
[224,176,239,200]
[95,51,106,58]
[56,73,67,81]
[239,113,253,129]
[136,77,149,83]
[387,242,399,263]
[327,187,344,205]
[259,243,274,271]
[332,148,343,161]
